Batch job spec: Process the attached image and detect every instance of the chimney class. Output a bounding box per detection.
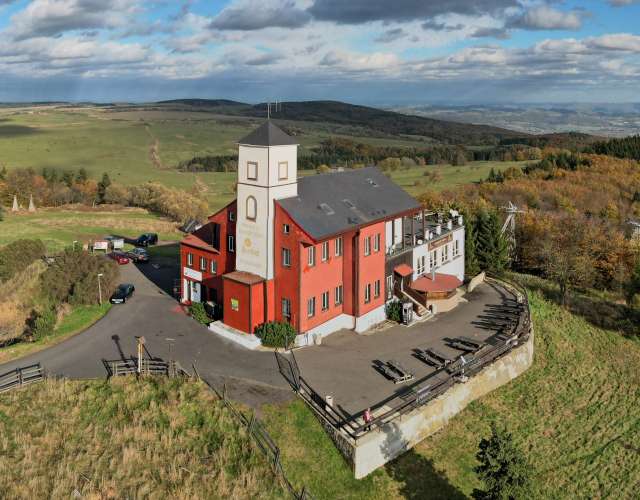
[436,224,442,235]
[447,220,453,230]
[458,215,464,226]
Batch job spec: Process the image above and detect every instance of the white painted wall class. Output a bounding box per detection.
[297,314,356,347]
[393,218,402,246]
[385,221,393,252]
[354,304,386,333]
[236,144,298,279]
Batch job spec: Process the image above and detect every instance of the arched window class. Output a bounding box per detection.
[246,196,257,221]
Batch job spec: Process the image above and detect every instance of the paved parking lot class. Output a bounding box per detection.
[293,282,516,414]
[0,255,292,409]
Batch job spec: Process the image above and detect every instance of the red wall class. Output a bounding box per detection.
[222,278,251,333]
[356,222,386,316]
[180,201,237,304]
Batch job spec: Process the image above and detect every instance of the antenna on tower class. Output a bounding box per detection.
[500,201,524,260]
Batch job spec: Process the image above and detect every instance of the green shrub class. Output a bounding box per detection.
[0,239,46,282]
[30,307,56,341]
[386,300,402,323]
[254,321,297,348]
[189,302,211,325]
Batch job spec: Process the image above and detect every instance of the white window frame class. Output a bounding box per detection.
[278,161,288,180]
[322,291,329,311]
[282,298,291,319]
[442,244,449,263]
[247,161,258,180]
[417,255,425,275]
[386,275,393,299]
[228,235,235,253]
[335,284,343,305]
[307,297,316,317]
[200,256,206,271]
[322,241,329,262]
[454,239,460,257]
[308,246,316,267]
[228,211,235,222]
[282,248,291,267]
[187,253,193,267]
[374,233,380,252]
[335,237,343,257]
[283,223,290,234]
[364,236,371,256]
[210,260,217,275]
[430,250,437,269]
[364,284,371,303]
[374,280,381,298]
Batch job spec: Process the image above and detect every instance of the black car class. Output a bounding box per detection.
[110,283,135,304]
[127,247,150,263]
[135,233,158,247]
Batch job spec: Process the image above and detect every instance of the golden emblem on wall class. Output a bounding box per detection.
[244,238,252,249]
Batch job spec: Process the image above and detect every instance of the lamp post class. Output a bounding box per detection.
[97,273,103,305]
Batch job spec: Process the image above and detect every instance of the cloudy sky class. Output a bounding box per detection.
[0,0,639,104]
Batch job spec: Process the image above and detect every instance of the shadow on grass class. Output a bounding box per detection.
[386,448,466,500]
[0,125,42,137]
[514,275,639,337]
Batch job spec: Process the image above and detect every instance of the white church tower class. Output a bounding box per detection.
[235,121,298,280]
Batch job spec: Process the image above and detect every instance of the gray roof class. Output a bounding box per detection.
[238,121,298,146]
[278,167,420,240]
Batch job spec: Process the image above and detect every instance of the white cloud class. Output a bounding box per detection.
[508,5,584,31]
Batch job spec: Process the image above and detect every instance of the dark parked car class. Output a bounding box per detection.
[127,247,150,263]
[110,283,135,304]
[135,233,158,247]
[108,251,130,265]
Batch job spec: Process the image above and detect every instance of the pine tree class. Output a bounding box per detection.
[0,166,7,180]
[475,209,510,275]
[472,423,532,500]
[76,168,88,183]
[464,213,480,277]
[97,173,111,204]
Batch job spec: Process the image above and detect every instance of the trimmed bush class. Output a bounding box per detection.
[189,302,211,325]
[0,239,46,282]
[386,300,402,323]
[254,321,297,348]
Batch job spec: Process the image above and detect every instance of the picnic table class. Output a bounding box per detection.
[415,348,453,369]
[379,360,414,384]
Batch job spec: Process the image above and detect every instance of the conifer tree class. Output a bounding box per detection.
[97,173,111,204]
[475,209,510,275]
[472,423,532,500]
[464,213,480,277]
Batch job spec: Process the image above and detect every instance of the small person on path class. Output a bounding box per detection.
[364,407,373,431]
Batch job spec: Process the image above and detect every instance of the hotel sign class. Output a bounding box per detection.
[183,267,202,282]
[428,234,453,250]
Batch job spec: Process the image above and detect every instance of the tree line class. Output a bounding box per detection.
[586,135,640,161]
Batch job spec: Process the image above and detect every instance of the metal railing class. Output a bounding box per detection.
[0,363,44,393]
[280,275,532,442]
[195,369,315,500]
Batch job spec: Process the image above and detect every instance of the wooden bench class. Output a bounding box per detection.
[379,360,414,384]
[415,348,453,369]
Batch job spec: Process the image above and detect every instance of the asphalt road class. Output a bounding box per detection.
[0,258,293,408]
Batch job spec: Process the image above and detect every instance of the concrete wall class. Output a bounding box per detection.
[351,331,534,478]
[354,304,386,333]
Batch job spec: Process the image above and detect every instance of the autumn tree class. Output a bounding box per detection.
[472,423,532,500]
[625,258,640,306]
[539,215,594,305]
[97,173,111,204]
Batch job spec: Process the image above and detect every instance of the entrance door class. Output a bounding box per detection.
[183,279,190,302]
[191,281,201,303]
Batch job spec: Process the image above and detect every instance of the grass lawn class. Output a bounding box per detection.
[0,208,182,252]
[0,377,285,499]
[0,303,111,366]
[263,283,640,499]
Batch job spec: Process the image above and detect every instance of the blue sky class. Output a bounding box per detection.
[0,0,639,104]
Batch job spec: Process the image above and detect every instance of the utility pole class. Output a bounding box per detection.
[97,273,103,305]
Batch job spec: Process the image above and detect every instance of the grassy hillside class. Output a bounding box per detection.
[0,377,285,499]
[262,280,640,499]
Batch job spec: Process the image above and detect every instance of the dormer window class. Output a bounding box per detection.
[278,161,288,180]
[247,161,258,180]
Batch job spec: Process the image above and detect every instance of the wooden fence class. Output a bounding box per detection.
[107,358,189,378]
[0,363,44,393]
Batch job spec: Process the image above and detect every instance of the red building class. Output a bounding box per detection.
[180,121,465,344]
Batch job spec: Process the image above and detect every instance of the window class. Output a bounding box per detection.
[278,161,288,180]
[282,298,291,319]
[374,233,381,252]
[335,237,343,257]
[246,196,257,221]
[453,239,460,257]
[210,260,218,275]
[322,241,329,261]
[228,235,235,252]
[307,297,316,317]
[442,245,449,263]
[335,285,343,305]
[200,257,207,271]
[308,246,316,267]
[228,211,235,222]
[187,253,193,267]
[417,255,426,275]
[364,284,371,303]
[430,250,437,269]
[364,236,371,256]
[374,280,381,298]
[282,248,291,267]
[230,298,239,311]
[283,223,290,234]
[247,161,258,180]
[322,291,330,311]
[386,275,393,299]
